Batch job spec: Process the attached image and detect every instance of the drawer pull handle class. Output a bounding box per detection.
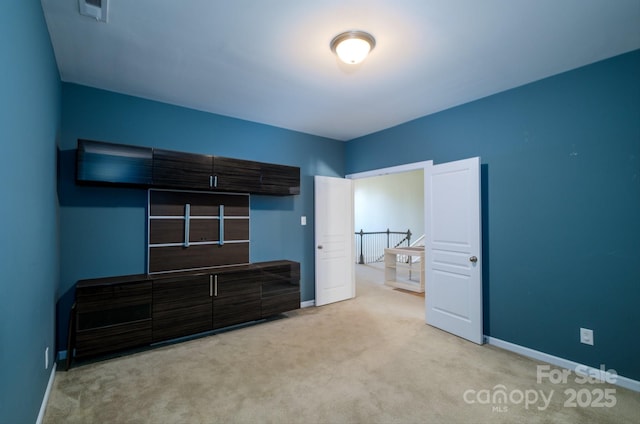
[218,205,224,246]
[184,203,191,248]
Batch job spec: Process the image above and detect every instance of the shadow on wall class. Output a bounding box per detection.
[56,286,76,359]
[250,194,295,211]
[481,163,491,336]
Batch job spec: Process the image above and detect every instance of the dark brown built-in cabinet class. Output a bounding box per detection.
[74,261,300,360]
[152,149,265,193]
[70,138,302,365]
[77,139,300,195]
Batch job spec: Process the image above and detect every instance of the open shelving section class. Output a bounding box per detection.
[384,247,425,293]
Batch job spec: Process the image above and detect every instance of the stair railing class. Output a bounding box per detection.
[354,229,412,264]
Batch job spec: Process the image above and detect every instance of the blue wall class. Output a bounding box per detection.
[3,3,637,420]
[0,1,61,423]
[346,50,640,380]
[57,83,345,349]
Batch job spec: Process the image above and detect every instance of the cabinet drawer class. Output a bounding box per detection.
[76,281,152,313]
[260,261,300,298]
[261,279,299,298]
[77,304,152,331]
[75,319,152,358]
[259,261,301,282]
[262,292,300,317]
[149,243,249,273]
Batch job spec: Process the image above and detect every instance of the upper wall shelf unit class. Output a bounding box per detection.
[76,139,300,196]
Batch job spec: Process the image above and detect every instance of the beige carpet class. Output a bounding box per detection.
[44,264,639,423]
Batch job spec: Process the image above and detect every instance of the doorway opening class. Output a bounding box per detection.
[347,161,430,305]
[339,157,483,345]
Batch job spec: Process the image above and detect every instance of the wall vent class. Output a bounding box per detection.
[78,0,108,23]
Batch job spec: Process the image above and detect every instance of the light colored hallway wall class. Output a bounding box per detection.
[354,169,424,239]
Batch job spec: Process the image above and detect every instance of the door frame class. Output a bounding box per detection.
[347,160,484,344]
[346,161,432,181]
[346,161,431,251]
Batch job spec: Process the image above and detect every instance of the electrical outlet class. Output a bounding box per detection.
[301,216,307,226]
[580,328,594,346]
[45,347,49,369]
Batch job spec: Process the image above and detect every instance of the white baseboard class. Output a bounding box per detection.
[486,336,639,392]
[36,363,56,424]
[300,300,315,308]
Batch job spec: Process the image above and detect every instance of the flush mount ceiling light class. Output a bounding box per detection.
[330,30,376,65]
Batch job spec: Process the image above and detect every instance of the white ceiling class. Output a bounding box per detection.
[42,0,640,141]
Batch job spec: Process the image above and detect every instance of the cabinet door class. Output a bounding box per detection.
[259,163,300,195]
[213,269,262,329]
[75,280,152,358]
[259,261,301,317]
[152,148,213,189]
[77,139,153,187]
[212,156,261,192]
[152,275,212,342]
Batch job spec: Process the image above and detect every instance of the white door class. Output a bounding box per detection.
[315,176,355,306]
[425,157,483,344]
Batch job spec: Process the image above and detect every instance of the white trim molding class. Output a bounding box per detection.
[345,160,432,180]
[300,300,315,308]
[36,363,56,424]
[486,336,639,392]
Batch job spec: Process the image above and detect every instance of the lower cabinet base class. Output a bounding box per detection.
[70,260,300,367]
[151,315,272,346]
[70,312,295,368]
